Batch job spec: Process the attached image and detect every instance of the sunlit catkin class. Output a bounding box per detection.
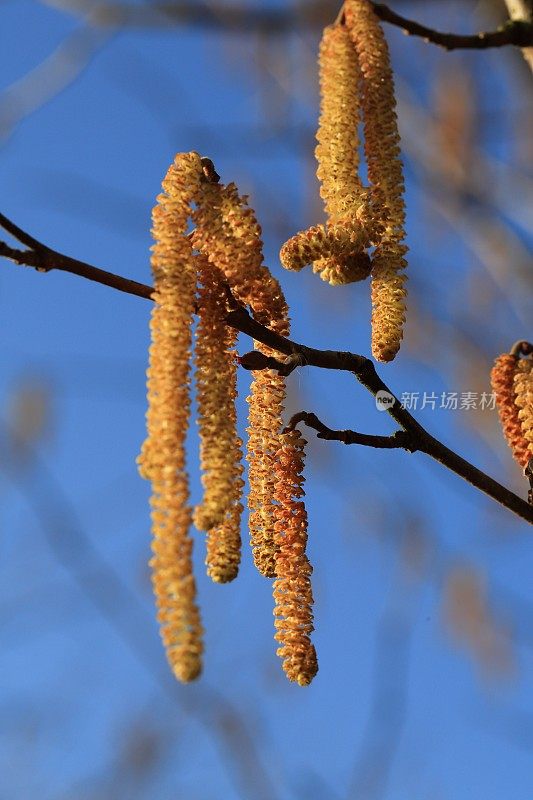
[514,357,533,464]
[194,255,244,583]
[491,353,531,469]
[280,222,371,282]
[192,179,291,578]
[273,430,318,685]
[138,152,204,683]
[279,24,374,286]
[316,23,363,222]
[345,0,408,362]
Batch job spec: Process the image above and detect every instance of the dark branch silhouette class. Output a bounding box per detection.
[1,211,531,525]
[368,4,533,50]
[0,212,153,300]
[285,411,417,450]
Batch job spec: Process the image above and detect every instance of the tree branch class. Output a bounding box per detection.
[1,213,532,525]
[369,4,533,50]
[285,411,418,451]
[0,212,153,300]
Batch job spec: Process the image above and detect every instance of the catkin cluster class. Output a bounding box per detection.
[140,152,318,685]
[491,348,533,469]
[191,178,291,580]
[280,0,407,363]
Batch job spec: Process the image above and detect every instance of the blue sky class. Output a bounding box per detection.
[1,1,533,798]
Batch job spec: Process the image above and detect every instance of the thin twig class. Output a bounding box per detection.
[1,213,532,525]
[285,411,417,451]
[510,339,533,357]
[369,3,533,50]
[0,213,153,300]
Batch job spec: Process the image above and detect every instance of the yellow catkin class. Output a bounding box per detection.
[491,353,531,469]
[194,254,244,583]
[314,23,375,285]
[280,222,371,281]
[273,430,318,686]
[246,368,287,578]
[514,357,533,464]
[345,0,408,362]
[278,201,372,288]
[315,23,364,223]
[192,179,291,578]
[278,26,371,286]
[138,152,204,683]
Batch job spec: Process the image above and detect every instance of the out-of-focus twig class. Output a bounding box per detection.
[0,22,113,141]
[347,533,420,800]
[38,0,533,51]
[0,420,280,800]
[39,0,333,31]
[396,79,533,329]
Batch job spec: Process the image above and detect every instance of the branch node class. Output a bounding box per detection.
[525,458,533,506]
[510,340,533,358]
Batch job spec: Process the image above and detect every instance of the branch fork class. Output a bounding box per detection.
[1,210,532,525]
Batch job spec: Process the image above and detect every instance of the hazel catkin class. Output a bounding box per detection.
[194,254,244,584]
[315,23,364,223]
[192,178,291,579]
[513,356,533,465]
[273,429,318,686]
[138,151,204,683]
[345,0,408,362]
[491,352,531,469]
[279,23,373,287]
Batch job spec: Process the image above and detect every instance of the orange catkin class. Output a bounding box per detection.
[273,430,318,686]
[491,353,531,468]
[280,23,373,286]
[345,0,408,362]
[192,179,291,579]
[194,254,244,584]
[138,152,204,683]
[514,357,533,465]
[279,222,371,284]
[315,23,364,222]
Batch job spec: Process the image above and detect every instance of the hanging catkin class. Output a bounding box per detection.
[491,353,531,468]
[514,357,533,464]
[315,23,364,222]
[273,429,318,685]
[345,0,408,362]
[194,254,244,584]
[192,177,291,579]
[280,23,373,285]
[138,152,204,683]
